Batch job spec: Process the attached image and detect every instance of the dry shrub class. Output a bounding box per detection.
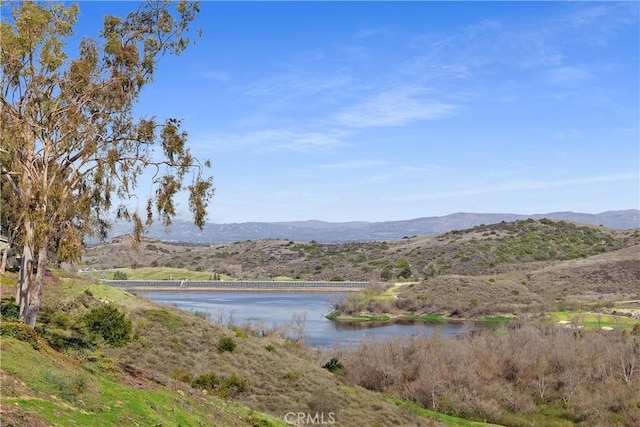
[340,320,640,426]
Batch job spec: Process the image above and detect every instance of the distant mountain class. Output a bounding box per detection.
[107,209,639,244]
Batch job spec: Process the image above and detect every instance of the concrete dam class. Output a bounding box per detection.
[103,280,371,291]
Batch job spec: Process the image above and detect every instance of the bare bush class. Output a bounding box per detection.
[339,321,640,426]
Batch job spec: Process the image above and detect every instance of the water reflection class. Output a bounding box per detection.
[140,290,488,347]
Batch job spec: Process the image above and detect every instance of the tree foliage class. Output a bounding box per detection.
[0,1,213,326]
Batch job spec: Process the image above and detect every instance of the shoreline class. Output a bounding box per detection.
[122,286,364,292]
[325,311,515,324]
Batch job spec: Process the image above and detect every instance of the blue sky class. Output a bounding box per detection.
[78,1,638,223]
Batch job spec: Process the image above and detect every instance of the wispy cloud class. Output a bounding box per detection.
[552,129,586,140]
[407,3,637,75]
[246,73,352,103]
[561,2,638,45]
[391,173,638,202]
[201,69,231,82]
[196,128,348,154]
[315,159,389,170]
[545,66,593,85]
[334,86,456,128]
[241,47,355,108]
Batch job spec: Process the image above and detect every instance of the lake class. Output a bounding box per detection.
[140,290,487,347]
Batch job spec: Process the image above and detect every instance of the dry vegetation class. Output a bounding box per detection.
[334,321,640,427]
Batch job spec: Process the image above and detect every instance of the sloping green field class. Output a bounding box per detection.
[0,338,283,427]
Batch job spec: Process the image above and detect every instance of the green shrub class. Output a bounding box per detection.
[380,265,393,281]
[216,374,247,398]
[0,322,40,349]
[246,414,277,427]
[112,270,128,280]
[322,357,344,373]
[0,297,20,321]
[217,336,236,353]
[264,344,276,353]
[35,306,94,351]
[191,372,220,391]
[82,305,132,347]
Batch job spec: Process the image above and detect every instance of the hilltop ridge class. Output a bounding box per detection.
[106,209,640,244]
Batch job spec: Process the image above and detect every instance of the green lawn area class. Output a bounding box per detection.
[548,311,639,330]
[95,269,306,282]
[103,267,214,281]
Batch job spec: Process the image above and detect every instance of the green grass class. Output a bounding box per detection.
[475,316,515,323]
[0,338,286,426]
[403,312,447,323]
[1,271,18,287]
[494,403,578,427]
[351,314,391,322]
[62,282,136,305]
[548,311,639,330]
[271,275,295,281]
[330,311,513,325]
[387,397,502,426]
[104,267,213,281]
[324,312,339,321]
[327,313,392,322]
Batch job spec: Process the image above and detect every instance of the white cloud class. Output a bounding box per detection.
[391,173,638,202]
[546,66,593,85]
[246,73,352,102]
[201,69,231,81]
[552,129,586,140]
[315,159,389,170]
[196,129,347,154]
[334,86,456,128]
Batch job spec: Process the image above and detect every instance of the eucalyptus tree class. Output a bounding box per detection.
[0,1,214,326]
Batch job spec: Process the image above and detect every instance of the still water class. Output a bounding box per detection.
[140,290,484,347]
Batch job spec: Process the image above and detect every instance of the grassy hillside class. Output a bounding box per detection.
[1,271,495,427]
[1,338,278,426]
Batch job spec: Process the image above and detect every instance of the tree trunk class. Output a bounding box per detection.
[17,243,34,317]
[1,230,16,275]
[23,243,47,327]
[0,246,7,274]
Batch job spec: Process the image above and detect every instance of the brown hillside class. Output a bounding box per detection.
[79,219,639,285]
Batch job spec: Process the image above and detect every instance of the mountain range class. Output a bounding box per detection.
[107,209,640,244]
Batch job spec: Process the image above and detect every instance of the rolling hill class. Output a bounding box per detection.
[106,209,640,244]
